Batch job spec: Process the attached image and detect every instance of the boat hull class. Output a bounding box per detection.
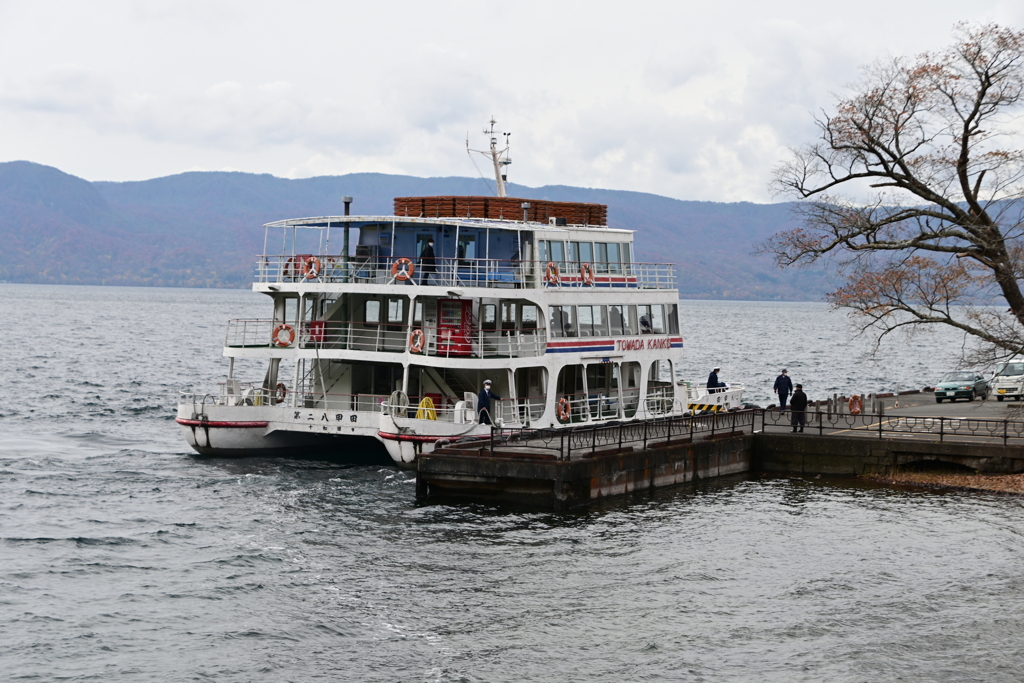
[175,404,391,464]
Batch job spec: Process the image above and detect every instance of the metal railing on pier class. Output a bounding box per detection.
[444,409,757,461]
[759,408,1024,446]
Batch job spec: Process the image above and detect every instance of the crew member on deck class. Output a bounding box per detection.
[707,367,726,393]
[419,238,437,285]
[478,379,501,425]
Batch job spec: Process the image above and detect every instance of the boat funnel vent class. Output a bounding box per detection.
[549,217,568,226]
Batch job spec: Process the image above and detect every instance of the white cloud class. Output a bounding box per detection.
[0,0,1023,201]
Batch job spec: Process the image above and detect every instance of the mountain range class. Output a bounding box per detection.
[0,160,829,299]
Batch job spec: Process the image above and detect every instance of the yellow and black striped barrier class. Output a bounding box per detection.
[688,403,724,413]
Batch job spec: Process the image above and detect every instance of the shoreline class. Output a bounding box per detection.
[862,472,1024,495]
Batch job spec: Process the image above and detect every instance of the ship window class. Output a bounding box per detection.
[609,305,625,336]
[637,304,664,334]
[569,242,579,264]
[521,304,539,330]
[666,303,679,334]
[364,299,380,326]
[549,240,565,264]
[623,305,638,336]
[413,301,423,325]
[538,240,549,262]
[596,243,608,272]
[481,304,497,331]
[579,241,594,265]
[550,305,576,338]
[500,301,516,331]
[457,235,476,264]
[578,305,608,337]
[387,299,404,324]
[607,243,621,274]
[621,243,631,271]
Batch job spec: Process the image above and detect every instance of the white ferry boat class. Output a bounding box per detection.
[176,128,744,466]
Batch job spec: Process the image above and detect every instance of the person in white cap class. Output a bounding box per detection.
[477,379,501,425]
[707,367,725,392]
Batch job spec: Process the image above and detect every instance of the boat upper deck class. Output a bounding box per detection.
[258,202,676,291]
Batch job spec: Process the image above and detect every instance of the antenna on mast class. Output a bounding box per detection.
[466,117,512,197]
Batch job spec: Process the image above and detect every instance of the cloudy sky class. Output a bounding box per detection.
[1,0,1022,202]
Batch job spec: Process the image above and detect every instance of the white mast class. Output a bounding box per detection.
[467,117,512,197]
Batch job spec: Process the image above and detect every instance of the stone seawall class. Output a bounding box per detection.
[754,434,1024,476]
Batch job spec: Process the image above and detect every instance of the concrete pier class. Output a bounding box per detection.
[417,435,751,509]
[415,407,1024,509]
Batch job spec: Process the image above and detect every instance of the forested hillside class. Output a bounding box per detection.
[0,161,829,299]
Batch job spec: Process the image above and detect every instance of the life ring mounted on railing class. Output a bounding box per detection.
[283,256,297,280]
[302,256,321,279]
[271,323,295,347]
[556,397,571,422]
[391,257,415,281]
[408,328,425,354]
[545,261,560,286]
[849,394,863,415]
[275,382,287,404]
[580,262,594,285]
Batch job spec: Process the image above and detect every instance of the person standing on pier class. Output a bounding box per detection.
[774,369,793,410]
[477,379,501,425]
[790,383,808,432]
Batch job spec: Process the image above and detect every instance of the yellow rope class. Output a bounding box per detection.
[416,396,437,420]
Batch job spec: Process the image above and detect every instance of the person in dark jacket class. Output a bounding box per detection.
[790,383,808,432]
[707,367,725,392]
[773,369,793,410]
[477,379,501,425]
[419,238,437,285]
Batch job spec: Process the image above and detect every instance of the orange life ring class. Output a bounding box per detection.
[580,262,594,285]
[409,328,425,353]
[275,382,287,403]
[545,261,560,286]
[391,257,415,281]
[271,323,295,347]
[849,394,862,415]
[556,397,571,422]
[283,256,297,279]
[303,256,321,279]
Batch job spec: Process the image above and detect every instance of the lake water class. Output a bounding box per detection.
[2,284,1021,682]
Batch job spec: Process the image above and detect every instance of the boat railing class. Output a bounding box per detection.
[376,396,542,424]
[179,380,285,410]
[225,318,548,358]
[255,255,676,290]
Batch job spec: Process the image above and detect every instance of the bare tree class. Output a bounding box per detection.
[764,23,1024,364]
